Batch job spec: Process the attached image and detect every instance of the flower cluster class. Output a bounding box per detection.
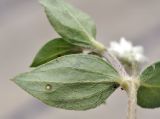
[108,37,146,64]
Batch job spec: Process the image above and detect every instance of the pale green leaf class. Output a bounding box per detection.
[137,61,160,108]
[13,54,121,110]
[31,38,81,67]
[40,0,105,52]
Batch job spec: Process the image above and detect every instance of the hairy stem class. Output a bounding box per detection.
[104,51,129,77]
[127,79,139,119]
[103,50,140,119]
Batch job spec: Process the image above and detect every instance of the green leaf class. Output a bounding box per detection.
[31,38,81,67]
[13,54,121,110]
[137,61,160,108]
[40,0,105,52]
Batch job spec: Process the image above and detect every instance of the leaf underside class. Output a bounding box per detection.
[138,61,160,108]
[13,54,120,110]
[40,0,97,49]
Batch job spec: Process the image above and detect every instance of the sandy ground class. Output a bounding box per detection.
[0,0,160,119]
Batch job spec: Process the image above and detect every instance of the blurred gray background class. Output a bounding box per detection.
[1,0,160,119]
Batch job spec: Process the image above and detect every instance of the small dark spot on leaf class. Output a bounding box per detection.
[57,54,62,57]
[113,83,119,89]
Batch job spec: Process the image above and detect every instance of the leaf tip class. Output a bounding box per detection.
[39,0,51,6]
[10,78,16,82]
[39,0,44,4]
[10,75,19,84]
[30,62,36,68]
[30,56,41,67]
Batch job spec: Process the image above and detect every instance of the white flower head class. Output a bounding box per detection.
[108,37,147,64]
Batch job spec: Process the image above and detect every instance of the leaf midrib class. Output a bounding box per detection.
[141,82,160,88]
[32,66,119,81]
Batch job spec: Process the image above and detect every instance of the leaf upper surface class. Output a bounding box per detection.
[31,38,81,67]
